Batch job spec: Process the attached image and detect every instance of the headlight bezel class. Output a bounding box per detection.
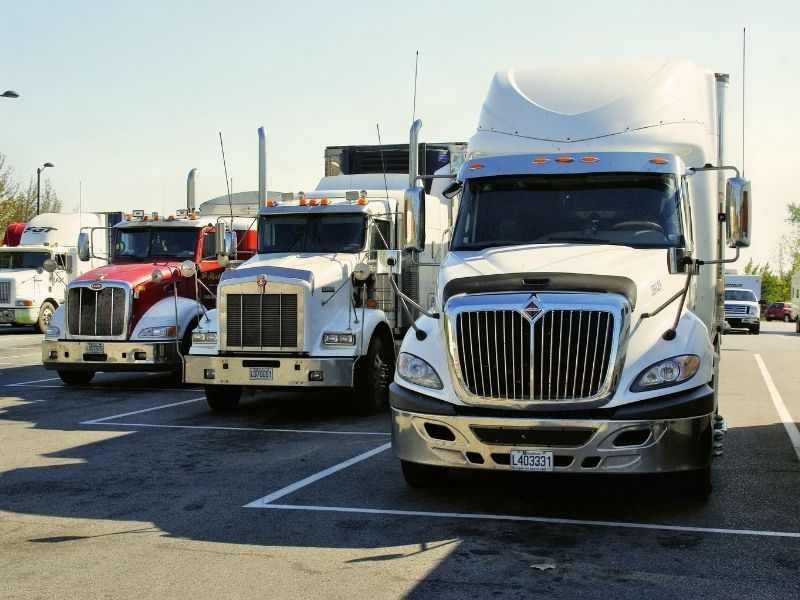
[139,325,178,339]
[397,352,444,390]
[631,354,701,392]
[322,332,356,345]
[45,325,61,338]
[191,331,218,344]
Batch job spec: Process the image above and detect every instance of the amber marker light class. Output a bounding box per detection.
[299,197,308,206]
[366,298,379,309]
[468,162,484,170]
[266,200,278,207]
[308,198,319,206]
[650,157,669,164]
[555,156,574,163]
[532,157,550,165]
[581,156,599,163]
[320,198,330,205]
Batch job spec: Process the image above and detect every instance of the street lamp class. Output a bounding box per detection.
[36,162,54,215]
[1,90,19,98]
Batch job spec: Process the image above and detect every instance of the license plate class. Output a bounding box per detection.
[249,367,273,381]
[85,342,104,353]
[510,450,554,472]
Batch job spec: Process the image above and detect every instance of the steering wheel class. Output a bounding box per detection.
[611,221,665,234]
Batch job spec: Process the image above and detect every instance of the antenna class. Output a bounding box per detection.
[412,50,419,124]
[376,124,390,200]
[742,27,746,177]
[218,131,234,220]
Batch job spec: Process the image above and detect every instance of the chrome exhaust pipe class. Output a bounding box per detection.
[187,168,198,212]
[258,127,267,205]
[409,119,422,188]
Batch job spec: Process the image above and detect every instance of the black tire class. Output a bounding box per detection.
[750,324,760,335]
[205,385,241,412]
[400,460,446,488]
[35,301,56,334]
[58,370,95,386]
[352,335,394,415]
[783,314,791,323]
[766,317,772,322]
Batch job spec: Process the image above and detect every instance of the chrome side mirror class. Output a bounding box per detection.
[403,187,426,253]
[42,258,58,273]
[441,180,462,200]
[726,177,752,248]
[77,232,90,261]
[180,260,197,278]
[667,247,689,274]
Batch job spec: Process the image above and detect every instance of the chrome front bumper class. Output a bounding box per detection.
[42,340,179,372]
[391,385,714,475]
[184,354,356,388]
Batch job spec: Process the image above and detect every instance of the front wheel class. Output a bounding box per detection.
[205,385,241,412]
[35,301,56,334]
[58,370,95,386]
[352,335,394,414]
[750,324,760,335]
[400,460,446,488]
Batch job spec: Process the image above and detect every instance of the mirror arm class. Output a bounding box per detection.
[688,165,741,177]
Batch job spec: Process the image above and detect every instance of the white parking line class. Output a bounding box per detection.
[3,377,61,386]
[245,443,392,507]
[81,397,206,424]
[15,384,202,391]
[0,352,42,359]
[255,504,800,539]
[88,421,390,436]
[754,353,800,462]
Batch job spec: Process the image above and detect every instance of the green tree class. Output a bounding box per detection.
[0,153,62,240]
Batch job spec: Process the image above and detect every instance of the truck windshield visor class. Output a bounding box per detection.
[258,214,367,254]
[451,173,683,251]
[0,251,51,269]
[113,228,198,261]
[725,289,757,302]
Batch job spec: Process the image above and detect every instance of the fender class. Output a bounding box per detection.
[392,313,455,401]
[45,304,67,338]
[131,296,206,340]
[356,309,391,356]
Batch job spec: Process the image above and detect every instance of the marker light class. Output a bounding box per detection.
[468,162,484,170]
[266,200,278,207]
[366,298,379,309]
[320,197,330,205]
[532,157,550,165]
[357,190,368,206]
[581,156,599,163]
[309,198,319,206]
[650,157,669,164]
[298,192,308,206]
[555,156,574,163]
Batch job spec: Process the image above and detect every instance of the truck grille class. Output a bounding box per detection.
[0,281,11,304]
[724,304,748,316]
[454,309,615,401]
[225,293,298,349]
[67,287,127,336]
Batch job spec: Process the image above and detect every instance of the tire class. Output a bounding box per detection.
[766,317,772,322]
[400,460,446,488]
[352,335,394,415]
[750,324,760,335]
[205,385,241,412]
[35,301,56,334]
[58,370,95,386]
[784,315,791,323]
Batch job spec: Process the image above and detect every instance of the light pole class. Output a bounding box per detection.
[36,162,54,215]
[1,90,19,98]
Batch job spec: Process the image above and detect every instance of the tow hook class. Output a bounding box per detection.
[713,414,727,457]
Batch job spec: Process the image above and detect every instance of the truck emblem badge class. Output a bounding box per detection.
[90,282,104,291]
[256,275,267,293]
[523,299,542,318]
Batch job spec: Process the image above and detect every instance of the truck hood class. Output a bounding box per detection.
[221,253,359,289]
[442,244,683,315]
[72,261,183,288]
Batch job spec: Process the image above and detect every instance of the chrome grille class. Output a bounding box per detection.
[0,281,11,304]
[724,304,748,316]
[226,293,298,348]
[455,309,614,401]
[67,287,127,337]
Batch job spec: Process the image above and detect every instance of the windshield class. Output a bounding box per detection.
[258,214,367,254]
[113,228,198,261]
[451,173,683,251]
[725,289,758,302]
[0,251,52,270]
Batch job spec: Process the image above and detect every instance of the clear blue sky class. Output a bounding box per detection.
[2,0,798,269]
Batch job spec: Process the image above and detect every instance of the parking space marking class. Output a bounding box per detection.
[254,504,800,539]
[81,397,207,424]
[754,353,800,462]
[0,352,43,359]
[16,384,203,391]
[3,377,62,386]
[245,443,392,507]
[88,422,391,436]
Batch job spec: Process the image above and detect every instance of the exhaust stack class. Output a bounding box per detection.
[258,127,267,205]
[187,168,198,212]
[409,119,422,188]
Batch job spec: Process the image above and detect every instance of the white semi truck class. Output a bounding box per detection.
[0,212,117,332]
[390,60,751,499]
[184,127,465,413]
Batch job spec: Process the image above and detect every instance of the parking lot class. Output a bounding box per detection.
[1,322,799,599]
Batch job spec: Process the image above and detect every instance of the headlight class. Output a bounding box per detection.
[631,355,700,392]
[749,306,759,315]
[192,331,218,344]
[15,299,35,307]
[45,325,60,337]
[323,332,356,345]
[397,352,443,389]
[139,326,177,338]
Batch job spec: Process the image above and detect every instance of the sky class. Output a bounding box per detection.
[2,0,798,270]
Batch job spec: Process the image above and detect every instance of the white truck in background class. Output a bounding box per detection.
[185,126,465,413]
[723,273,761,334]
[390,60,751,499]
[0,212,117,332]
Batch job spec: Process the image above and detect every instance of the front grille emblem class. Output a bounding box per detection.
[89,282,103,291]
[256,275,267,293]
[523,298,542,319]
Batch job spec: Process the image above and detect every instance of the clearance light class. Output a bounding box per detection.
[126,215,132,221]
[298,192,307,206]
[309,198,319,206]
[532,157,550,165]
[320,197,330,205]
[650,157,669,164]
[266,200,278,207]
[189,210,197,220]
[166,215,175,221]
[581,156,599,163]
[366,298,379,309]
[468,162,484,170]
[357,190,368,206]
[134,283,146,293]
[555,156,574,163]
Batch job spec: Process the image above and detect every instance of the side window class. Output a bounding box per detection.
[370,219,391,251]
[202,232,216,260]
[54,253,67,268]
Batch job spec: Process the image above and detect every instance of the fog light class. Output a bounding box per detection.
[309,371,324,382]
[204,369,215,380]
[134,351,147,360]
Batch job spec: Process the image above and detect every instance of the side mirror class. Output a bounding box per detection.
[180,260,197,278]
[42,258,58,273]
[667,247,689,274]
[77,232,90,261]
[441,180,462,200]
[403,187,426,253]
[726,177,752,248]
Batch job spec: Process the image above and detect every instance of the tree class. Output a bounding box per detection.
[0,153,62,240]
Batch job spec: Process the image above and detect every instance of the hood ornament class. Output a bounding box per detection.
[256,274,267,293]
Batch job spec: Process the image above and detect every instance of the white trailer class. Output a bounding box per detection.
[0,212,116,332]
[184,126,465,413]
[390,60,751,499]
